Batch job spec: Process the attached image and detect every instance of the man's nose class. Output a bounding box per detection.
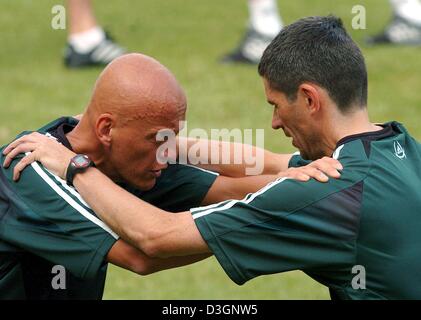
[272,110,283,130]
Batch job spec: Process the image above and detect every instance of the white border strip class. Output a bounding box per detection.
[29,158,118,239]
[190,199,232,213]
[179,163,219,176]
[333,145,345,160]
[48,169,91,208]
[192,177,290,219]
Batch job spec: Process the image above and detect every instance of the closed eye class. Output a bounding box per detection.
[267,100,278,109]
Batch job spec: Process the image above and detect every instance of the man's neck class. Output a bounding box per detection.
[65,120,120,181]
[66,125,121,182]
[65,121,96,157]
[320,108,383,156]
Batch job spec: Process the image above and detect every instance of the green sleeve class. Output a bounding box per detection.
[0,152,117,280]
[288,153,311,168]
[192,175,362,285]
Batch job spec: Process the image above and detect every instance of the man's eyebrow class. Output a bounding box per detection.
[149,128,176,140]
[267,100,275,105]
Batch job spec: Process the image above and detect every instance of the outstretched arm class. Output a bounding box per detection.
[2,133,342,258]
[73,167,207,257]
[177,136,290,177]
[2,133,210,257]
[176,137,343,205]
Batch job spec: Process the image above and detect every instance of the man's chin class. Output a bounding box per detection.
[129,177,157,191]
[140,179,157,191]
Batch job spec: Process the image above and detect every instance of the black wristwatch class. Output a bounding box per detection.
[66,154,94,187]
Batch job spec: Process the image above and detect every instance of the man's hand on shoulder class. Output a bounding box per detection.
[279,157,343,182]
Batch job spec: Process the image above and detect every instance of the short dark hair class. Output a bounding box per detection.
[258,15,368,112]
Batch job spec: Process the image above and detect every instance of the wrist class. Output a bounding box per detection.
[66,154,95,186]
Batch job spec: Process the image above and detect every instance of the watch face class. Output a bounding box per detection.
[72,155,90,168]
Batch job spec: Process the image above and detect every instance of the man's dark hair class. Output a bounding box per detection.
[258,15,368,112]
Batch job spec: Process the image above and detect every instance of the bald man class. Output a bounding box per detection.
[0,53,340,300]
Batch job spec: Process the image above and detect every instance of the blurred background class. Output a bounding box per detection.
[0,0,420,299]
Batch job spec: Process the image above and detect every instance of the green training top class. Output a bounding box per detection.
[192,122,421,299]
[0,117,218,300]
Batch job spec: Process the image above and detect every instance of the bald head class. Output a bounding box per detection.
[88,53,186,125]
[68,53,187,190]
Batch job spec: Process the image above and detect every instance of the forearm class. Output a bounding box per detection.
[148,253,212,274]
[67,0,97,35]
[73,168,209,257]
[177,137,292,177]
[108,240,211,275]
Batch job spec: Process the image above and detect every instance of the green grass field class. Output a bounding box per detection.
[1,0,420,299]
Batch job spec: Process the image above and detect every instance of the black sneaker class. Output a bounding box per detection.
[64,32,126,68]
[366,15,421,46]
[221,29,275,64]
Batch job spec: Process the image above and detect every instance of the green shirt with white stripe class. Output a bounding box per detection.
[192,122,421,300]
[0,117,218,300]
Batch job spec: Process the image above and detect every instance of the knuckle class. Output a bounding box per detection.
[286,169,295,175]
[308,167,318,174]
[313,160,322,167]
[21,156,30,164]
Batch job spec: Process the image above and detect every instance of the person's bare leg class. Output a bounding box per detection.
[67,0,98,35]
[65,0,126,68]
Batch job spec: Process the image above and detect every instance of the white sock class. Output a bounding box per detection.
[248,0,283,37]
[68,26,106,53]
[390,0,421,26]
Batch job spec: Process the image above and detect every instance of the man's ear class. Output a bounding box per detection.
[298,83,321,114]
[95,113,115,147]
